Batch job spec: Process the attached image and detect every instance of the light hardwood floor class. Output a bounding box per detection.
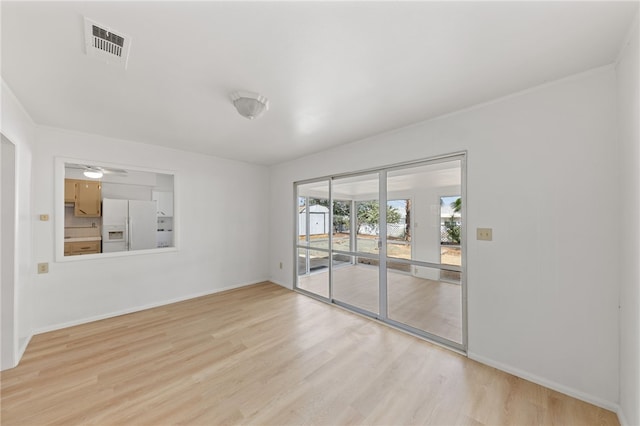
[1,282,618,425]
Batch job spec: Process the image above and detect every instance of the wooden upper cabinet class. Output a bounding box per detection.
[64,179,77,203]
[74,180,101,217]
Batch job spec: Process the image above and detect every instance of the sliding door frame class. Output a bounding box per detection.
[294,151,467,353]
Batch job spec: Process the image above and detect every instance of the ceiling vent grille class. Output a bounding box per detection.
[84,17,131,69]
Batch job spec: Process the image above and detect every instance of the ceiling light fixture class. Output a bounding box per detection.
[230,91,269,120]
[83,168,103,179]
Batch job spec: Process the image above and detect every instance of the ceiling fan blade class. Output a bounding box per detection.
[65,163,88,170]
[66,163,128,175]
[101,167,128,175]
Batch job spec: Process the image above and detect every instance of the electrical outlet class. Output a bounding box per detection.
[39,214,49,221]
[477,228,493,241]
[37,263,49,274]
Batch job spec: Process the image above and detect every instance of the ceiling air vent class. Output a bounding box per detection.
[84,17,131,69]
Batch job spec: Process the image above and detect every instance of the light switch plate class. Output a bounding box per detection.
[39,214,49,221]
[477,228,493,241]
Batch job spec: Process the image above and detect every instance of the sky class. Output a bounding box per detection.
[440,196,461,217]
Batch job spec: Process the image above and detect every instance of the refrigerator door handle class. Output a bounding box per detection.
[126,219,130,251]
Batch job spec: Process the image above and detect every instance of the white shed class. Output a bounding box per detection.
[299,205,330,236]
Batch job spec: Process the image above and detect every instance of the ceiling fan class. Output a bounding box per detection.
[66,163,128,179]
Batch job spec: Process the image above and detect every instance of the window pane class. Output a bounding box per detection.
[333,255,379,314]
[297,248,329,298]
[387,199,411,260]
[297,181,330,249]
[387,160,462,264]
[332,200,351,251]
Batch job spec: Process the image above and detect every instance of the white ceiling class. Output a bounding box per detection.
[2,1,637,165]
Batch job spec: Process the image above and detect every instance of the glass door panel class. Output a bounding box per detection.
[332,254,379,314]
[386,264,462,343]
[296,180,330,299]
[297,248,329,298]
[354,201,382,255]
[387,199,411,260]
[297,180,330,249]
[331,200,351,252]
[331,173,379,315]
[386,159,464,345]
[440,195,462,283]
[386,160,461,264]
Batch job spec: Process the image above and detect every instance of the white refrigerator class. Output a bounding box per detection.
[102,199,157,252]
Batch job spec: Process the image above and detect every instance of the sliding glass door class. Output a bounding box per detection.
[295,154,466,351]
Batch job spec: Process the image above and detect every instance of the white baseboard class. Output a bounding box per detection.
[468,352,619,413]
[1,335,32,371]
[268,278,291,289]
[16,333,32,365]
[32,279,267,335]
[617,406,630,426]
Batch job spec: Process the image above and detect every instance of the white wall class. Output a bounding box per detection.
[1,136,17,370]
[30,125,270,332]
[616,13,640,426]
[269,67,620,408]
[0,80,36,369]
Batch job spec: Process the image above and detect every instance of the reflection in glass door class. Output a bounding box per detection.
[294,154,465,351]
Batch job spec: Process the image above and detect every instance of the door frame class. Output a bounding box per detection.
[1,134,17,370]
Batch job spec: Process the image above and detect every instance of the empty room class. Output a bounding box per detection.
[1,1,639,425]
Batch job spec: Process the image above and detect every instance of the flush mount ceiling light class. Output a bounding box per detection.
[230,91,269,120]
[83,168,103,179]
